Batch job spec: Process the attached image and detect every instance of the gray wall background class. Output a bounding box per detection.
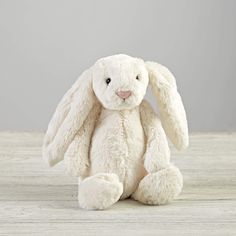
[0,0,235,131]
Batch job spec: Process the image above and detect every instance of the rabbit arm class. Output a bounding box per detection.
[65,103,101,177]
[140,100,170,173]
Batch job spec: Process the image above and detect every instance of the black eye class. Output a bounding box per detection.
[106,78,111,85]
[136,75,140,80]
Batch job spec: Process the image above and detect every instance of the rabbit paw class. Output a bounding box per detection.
[132,165,183,205]
[78,173,123,210]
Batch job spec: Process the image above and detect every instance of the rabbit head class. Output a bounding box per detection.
[43,54,188,167]
[92,54,149,110]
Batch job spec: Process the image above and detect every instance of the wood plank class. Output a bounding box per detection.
[0,200,235,235]
[0,199,235,223]
[0,223,235,236]
[0,184,235,201]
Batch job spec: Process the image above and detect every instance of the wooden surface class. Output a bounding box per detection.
[0,132,235,235]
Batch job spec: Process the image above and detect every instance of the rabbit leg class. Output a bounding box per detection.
[132,165,183,205]
[137,100,183,205]
[78,173,123,210]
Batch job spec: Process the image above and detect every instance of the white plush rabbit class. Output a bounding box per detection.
[43,54,188,210]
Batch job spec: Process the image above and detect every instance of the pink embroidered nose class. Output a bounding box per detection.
[116,90,132,99]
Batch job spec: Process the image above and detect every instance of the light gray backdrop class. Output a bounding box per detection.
[0,0,235,131]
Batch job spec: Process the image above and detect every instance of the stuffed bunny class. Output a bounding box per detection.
[43,54,188,210]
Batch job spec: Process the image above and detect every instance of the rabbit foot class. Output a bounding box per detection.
[132,165,183,205]
[78,173,123,210]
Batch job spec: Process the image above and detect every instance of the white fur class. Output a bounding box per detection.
[43,54,189,210]
[65,104,101,177]
[79,173,123,210]
[89,106,146,199]
[132,165,183,205]
[146,62,189,150]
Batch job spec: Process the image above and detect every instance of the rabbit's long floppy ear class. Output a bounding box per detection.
[42,68,97,167]
[146,61,189,150]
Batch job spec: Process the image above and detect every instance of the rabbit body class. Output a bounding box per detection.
[90,107,146,199]
[43,54,189,210]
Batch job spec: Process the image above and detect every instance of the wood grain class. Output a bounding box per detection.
[0,132,235,235]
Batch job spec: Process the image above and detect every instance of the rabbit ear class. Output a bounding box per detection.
[146,61,189,150]
[43,67,97,166]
